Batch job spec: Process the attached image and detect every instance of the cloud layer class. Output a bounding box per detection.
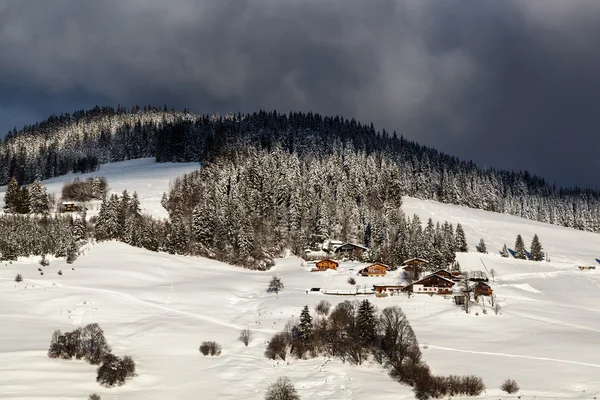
[1,0,599,188]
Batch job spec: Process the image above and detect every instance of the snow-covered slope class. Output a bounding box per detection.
[0,158,200,219]
[2,163,600,399]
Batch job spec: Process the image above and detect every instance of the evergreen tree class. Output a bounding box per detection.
[455,223,468,252]
[476,238,487,253]
[4,177,20,211]
[529,234,544,261]
[298,305,313,345]
[501,243,510,257]
[514,234,527,259]
[165,207,189,254]
[73,210,87,243]
[356,299,377,347]
[29,180,49,214]
[17,186,31,214]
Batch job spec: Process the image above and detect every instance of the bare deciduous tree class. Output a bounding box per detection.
[314,300,331,316]
[239,328,252,347]
[490,268,496,283]
[264,377,300,400]
[266,332,289,361]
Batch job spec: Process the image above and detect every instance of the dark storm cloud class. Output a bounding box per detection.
[1,0,600,188]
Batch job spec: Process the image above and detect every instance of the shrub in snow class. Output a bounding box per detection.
[347,277,356,285]
[15,274,23,282]
[501,378,520,394]
[58,270,63,275]
[89,394,101,400]
[266,332,289,361]
[264,377,300,400]
[239,328,252,347]
[199,341,222,356]
[268,276,284,293]
[96,354,136,388]
[40,256,50,266]
[314,300,331,316]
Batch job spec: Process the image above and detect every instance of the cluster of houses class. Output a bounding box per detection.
[311,255,494,300]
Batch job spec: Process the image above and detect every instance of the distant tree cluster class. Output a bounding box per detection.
[61,177,107,202]
[501,234,544,261]
[163,148,466,269]
[0,213,84,261]
[95,189,161,251]
[3,107,600,236]
[3,177,51,214]
[266,300,485,399]
[47,323,136,388]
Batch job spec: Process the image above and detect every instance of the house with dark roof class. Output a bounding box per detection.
[402,273,455,295]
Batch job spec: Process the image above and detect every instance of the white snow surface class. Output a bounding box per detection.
[1,161,600,399]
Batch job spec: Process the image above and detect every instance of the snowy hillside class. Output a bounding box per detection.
[2,164,600,399]
[0,158,200,219]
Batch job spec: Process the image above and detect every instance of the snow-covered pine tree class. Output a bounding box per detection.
[73,210,87,243]
[356,299,377,347]
[529,234,544,261]
[501,243,510,257]
[298,305,313,345]
[118,190,131,239]
[514,234,527,259]
[29,180,49,214]
[476,238,487,253]
[455,223,468,252]
[17,186,31,214]
[165,206,189,255]
[4,177,20,212]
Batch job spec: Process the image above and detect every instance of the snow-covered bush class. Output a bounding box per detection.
[199,341,222,356]
[264,377,300,400]
[96,354,136,388]
[501,378,519,394]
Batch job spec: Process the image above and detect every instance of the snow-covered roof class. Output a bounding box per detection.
[334,243,369,252]
[401,258,429,265]
[413,273,455,285]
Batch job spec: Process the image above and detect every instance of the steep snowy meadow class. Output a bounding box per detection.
[1,160,600,399]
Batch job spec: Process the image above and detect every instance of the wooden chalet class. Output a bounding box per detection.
[578,266,597,270]
[359,263,389,277]
[334,243,368,259]
[474,281,493,298]
[373,284,405,294]
[61,201,77,212]
[431,269,454,280]
[312,259,339,272]
[403,273,455,295]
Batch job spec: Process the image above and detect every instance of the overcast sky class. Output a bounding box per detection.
[1,0,599,188]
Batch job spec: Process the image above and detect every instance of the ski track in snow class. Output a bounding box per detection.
[1,277,277,335]
[425,344,600,368]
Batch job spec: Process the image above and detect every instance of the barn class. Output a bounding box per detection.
[403,273,455,295]
[359,263,389,277]
[474,282,493,298]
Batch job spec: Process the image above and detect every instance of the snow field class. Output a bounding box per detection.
[1,159,600,399]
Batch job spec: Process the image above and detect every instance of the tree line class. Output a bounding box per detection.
[3,107,600,234]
